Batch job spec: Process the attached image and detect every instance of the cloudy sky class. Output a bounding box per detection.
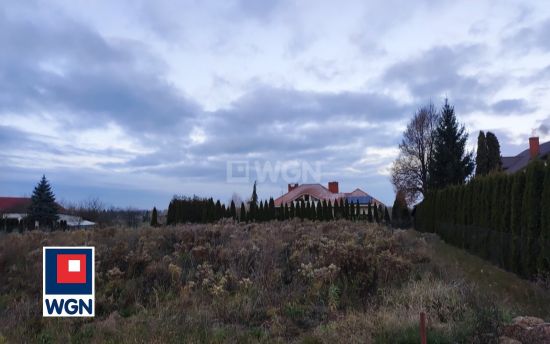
[1,0,550,209]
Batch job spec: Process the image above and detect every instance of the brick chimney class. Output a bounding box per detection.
[288,183,299,192]
[529,136,540,159]
[328,181,339,193]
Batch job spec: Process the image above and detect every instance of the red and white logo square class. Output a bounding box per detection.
[56,254,87,284]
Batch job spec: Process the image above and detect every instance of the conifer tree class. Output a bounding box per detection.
[475,131,488,176]
[230,200,237,220]
[150,207,159,227]
[429,99,474,189]
[327,200,333,221]
[269,198,275,221]
[374,203,379,223]
[28,175,59,229]
[290,202,295,219]
[316,202,323,221]
[240,202,246,223]
[249,181,258,222]
[367,203,373,223]
[384,206,391,224]
[284,203,289,220]
[486,132,502,173]
[344,199,350,220]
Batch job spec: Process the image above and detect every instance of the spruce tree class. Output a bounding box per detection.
[327,200,333,221]
[374,203,380,223]
[429,99,474,189]
[475,131,488,176]
[486,132,502,173]
[316,202,323,221]
[150,207,159,227]
[28,175,59,229]
[290,202,295,219]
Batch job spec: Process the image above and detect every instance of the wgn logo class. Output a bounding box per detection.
[43,247,95,317]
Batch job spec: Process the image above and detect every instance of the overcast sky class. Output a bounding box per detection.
[1,0,550,209]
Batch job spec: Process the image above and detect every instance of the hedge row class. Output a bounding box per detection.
[166,196,391,224]
[415,159,550,278]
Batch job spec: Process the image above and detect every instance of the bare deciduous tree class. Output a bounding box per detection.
[391,103,438,204]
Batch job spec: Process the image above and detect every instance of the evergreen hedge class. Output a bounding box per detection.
[415,159,549,278]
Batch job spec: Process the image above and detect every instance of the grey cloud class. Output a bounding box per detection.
[0,5,200,136]
[491,98,535,114]
[382,44,495,112]
[503,18,550,53]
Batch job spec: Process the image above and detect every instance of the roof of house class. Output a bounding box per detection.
[0,197,32,213]
[502,141,550,173]
[0,197,64,213]
[273,184,383,207]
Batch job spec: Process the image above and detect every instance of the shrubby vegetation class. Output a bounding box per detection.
[0,221,510,343]
[416,159,550,278]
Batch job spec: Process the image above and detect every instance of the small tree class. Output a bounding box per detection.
[150,207,159,227]
[373,203,380,223]
[367,203,373,223]
[28,175,59,230]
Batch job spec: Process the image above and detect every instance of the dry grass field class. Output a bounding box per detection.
[0,220,544,343]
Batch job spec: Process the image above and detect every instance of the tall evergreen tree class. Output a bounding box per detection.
[230,200,237,220]
[475,131,488,176]
[367,203,373,223]
[28,175,58,229]
[240,202,247,223]
[374,203,380,223]
[290,202,295,219]
[486,132,502,173]
[316,202,323,221]
[249,181,258,221]
[269,198,275,221]
[429,99,474,189]
[150,207,159,227]
[284,203,289,220]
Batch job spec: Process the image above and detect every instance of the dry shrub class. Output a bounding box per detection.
[0,221,504,343]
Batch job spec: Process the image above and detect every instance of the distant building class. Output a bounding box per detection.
[274,181,384,212]
[0,197,95,229]
[502,136,550,174]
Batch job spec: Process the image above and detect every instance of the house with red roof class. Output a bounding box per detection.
[274,181,384,213]
[0,197,95,229]
[502,136,550,174]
